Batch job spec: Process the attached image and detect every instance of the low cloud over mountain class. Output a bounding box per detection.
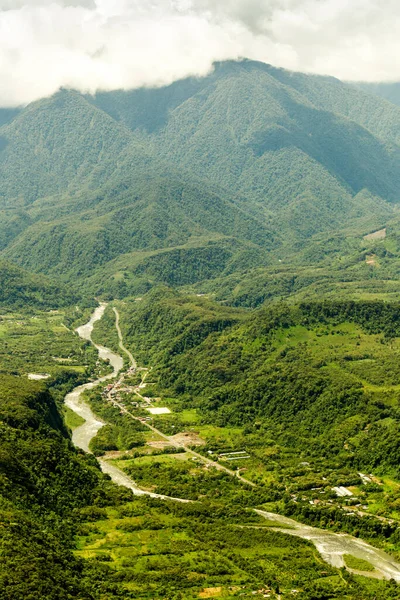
[1,0,400,106]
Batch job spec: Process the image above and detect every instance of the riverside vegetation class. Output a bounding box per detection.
[4,60,400,598]
[90,293,400,542]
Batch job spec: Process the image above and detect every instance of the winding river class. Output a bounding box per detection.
[65,303,123,453]
[65,303,188,501]
[65,305,400,580]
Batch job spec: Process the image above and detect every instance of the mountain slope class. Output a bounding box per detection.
[91,61,400,242]
[355,81,400,109]
[2,170,276,282]
[92,61,400,147]
[2,60,400,295]
[0,90,136,206]
[0,260,77,308]
[156,62,400,228]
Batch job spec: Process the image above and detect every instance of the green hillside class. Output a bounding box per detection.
[102,290,400,514]
[0,260,78,308]
[1,172,275,283]
[2,61,400,298]
[0,90,136,206]
[93,61,400,237]
[155,62,400,214]
[0,377,95,600]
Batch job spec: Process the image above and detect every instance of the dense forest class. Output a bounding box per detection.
[0,374,99,599]
[2,60,400,303]
[0,260,78,309]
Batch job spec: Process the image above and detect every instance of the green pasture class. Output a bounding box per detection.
[344,554,375,572]
[0,309,98,377]
[63,406,85,430]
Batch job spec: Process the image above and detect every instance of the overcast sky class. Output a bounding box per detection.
[1,0,400,106]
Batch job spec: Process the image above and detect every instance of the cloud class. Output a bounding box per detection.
[0,1,95,7]
[0,0,400,106]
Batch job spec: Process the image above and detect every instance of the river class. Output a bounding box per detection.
[256,510,400,581]
[65,303,123,453]
[65,305,400,580]
[65,303,189,501]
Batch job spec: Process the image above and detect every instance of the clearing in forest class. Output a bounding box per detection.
[363,228,386,242]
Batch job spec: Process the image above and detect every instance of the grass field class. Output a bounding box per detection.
[75,496,354,599]
[63,405,85,430]
[344,554,376,572]
[0,309,98,376]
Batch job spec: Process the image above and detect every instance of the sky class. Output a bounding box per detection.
[1,0,400,106]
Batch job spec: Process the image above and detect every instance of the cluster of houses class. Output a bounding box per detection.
[101,366,153,413]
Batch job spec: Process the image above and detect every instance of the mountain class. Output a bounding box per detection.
[355,81,400,108]
[2,60,400,297]
[5,63,400,599]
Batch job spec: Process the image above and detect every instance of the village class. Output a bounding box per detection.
[101,365,160,420]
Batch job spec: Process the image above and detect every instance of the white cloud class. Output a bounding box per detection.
[1,0,400,106]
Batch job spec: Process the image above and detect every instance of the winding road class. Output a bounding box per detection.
[64,304,400,581]
[113,307,136,368]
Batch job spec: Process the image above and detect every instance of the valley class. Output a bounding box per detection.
[4,57,400,599]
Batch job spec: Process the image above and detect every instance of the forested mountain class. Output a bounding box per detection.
[356,81,400,108]
[2,60,400,298]
[0,260,77,308]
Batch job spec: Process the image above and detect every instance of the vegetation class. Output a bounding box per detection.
[3,60,400,301]
[356,81,400,108]
[90,290,400,540]
[2,300,399,598]
[63,405,85,430]
[0,260,78,308]
[344,555,375,572]
[0,304,130,599]
[6,61,400,598]
[75,496,400,599]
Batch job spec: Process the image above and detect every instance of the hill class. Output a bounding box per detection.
[0,376,93,599]
[108,288,400,480]
[0,260,78,309]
